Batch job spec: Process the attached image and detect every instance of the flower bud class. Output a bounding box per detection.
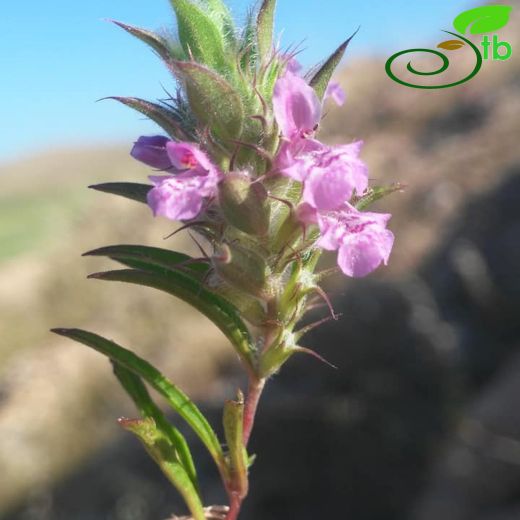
[219,173,270,236]
[130,135,172,170]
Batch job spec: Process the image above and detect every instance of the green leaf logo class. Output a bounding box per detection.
[437,39,466,51]
[453,5,512,35]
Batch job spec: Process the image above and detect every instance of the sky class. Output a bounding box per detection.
[0,0,477,163]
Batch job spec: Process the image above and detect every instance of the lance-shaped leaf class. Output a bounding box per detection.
[86,269,256,370]
[112,21,177,63]
[120,417,206,520]
[89,182,152,204]
[170,0,228,73]
[239,9,257,73]
[354,183,404,211]
[84,244,210,279]
[200,0,236,47]
[256,0,276,62]
[223,392,248,498]
[174,61,244,142]
[309,29,358,100]
[113,363,199,492]
[107,97,188,140]
[51,328,227,476]
[453,5,512,35]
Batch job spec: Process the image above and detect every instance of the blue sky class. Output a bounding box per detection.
[0,0,477,163]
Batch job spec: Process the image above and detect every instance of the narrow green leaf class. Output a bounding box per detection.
[84,244,210,279]
[86,269,256,370]
[309,29,358,100]
[89,182,152,204]
[256,0,276,62]
[354,183,404,211]
[113,363,199,492]
[174,61,244,142]
[259,56,282,100]
[170,0,228,73]
[200,0,236,47]
[112,20,174,63]
[239,9,257,73]
[120,417,206,520]
[51,328,226,474]
[453,5,512,35]
[106,96,188,140]
[223,392,248,498]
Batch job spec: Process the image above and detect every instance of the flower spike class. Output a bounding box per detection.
[57,2,399,519]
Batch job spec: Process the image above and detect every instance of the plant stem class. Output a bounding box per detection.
[243,376,266,446]
[225,376,265,520]
[226,493,242,520]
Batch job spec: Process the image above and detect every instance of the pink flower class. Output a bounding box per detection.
[273,72,365,210]
[131,137,217,176]
[317,204,394,277]
[283,142,368,210]
[280,59,346,107]
[325,82,346,106]
[273,71,322,142]
[165,142,216,175]
[147,173,219,221]
[285,57,303,75]
[272,71,325,173]
[271,70,391,277]
[145,142,221,221]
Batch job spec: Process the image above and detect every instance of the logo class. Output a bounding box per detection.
[385,5,513,89]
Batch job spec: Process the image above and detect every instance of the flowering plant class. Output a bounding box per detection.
[52,0,399,518]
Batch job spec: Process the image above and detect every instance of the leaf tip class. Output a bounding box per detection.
[88,183,101,190]
[342,25,361,49]
[87,272,105,280]
[82,247,103,257]
[109,19,125,28]
[117,416,135,427]
[50,327,79,339]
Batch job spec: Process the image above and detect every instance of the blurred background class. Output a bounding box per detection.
[1,1,519,519]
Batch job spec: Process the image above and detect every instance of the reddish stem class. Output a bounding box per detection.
[225,377,265,520]
[225,493,242,520]
[242,377,266,447]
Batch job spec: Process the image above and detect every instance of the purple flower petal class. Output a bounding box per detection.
[278,138,324,178]
[286,57,302,74]
[147,173,219,221]
[317,205,394,277]
[130,135,173,170]
[273,71,322,140]
[304,166,357,210]
[325,82,346,106]
[337,231,393,277]
[284,142,368,210]
[165,142,215,174]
